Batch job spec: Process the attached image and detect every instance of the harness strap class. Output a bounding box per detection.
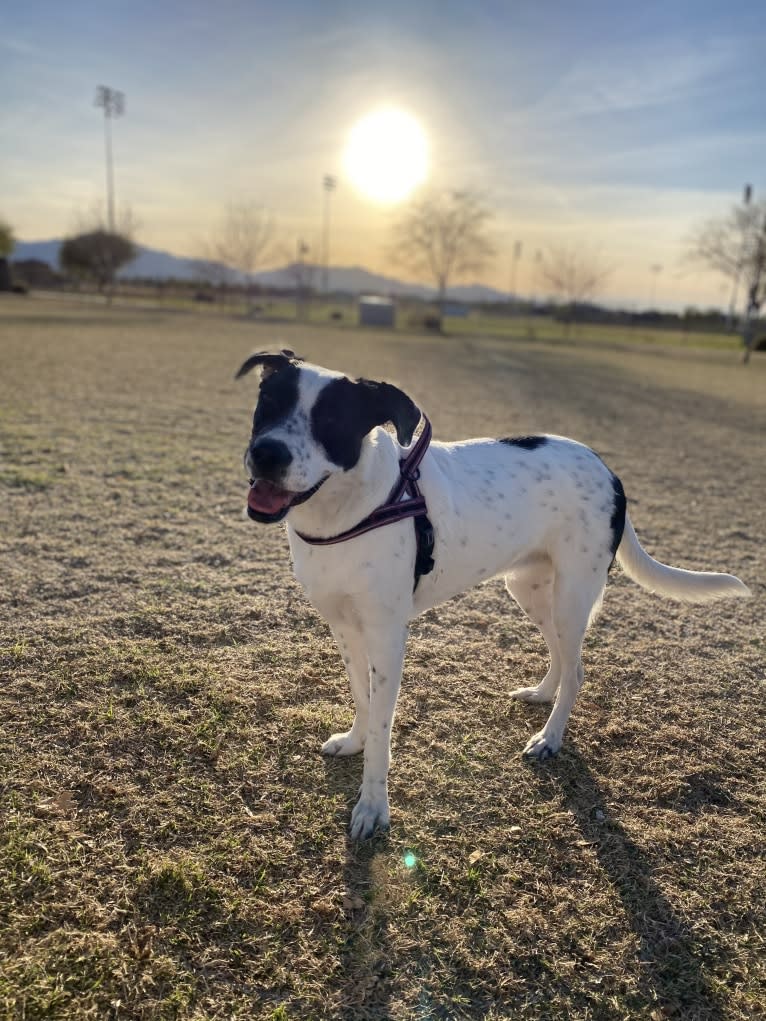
[294,416,435,589]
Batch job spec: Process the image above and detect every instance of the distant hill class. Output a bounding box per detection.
[13,239,212,284]
[13,239,62,268]
[14,239,509,303]
[256,262,437,298]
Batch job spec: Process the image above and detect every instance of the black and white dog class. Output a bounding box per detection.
[237,350,750,839]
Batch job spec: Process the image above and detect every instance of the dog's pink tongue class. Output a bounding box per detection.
[248,480,292,514]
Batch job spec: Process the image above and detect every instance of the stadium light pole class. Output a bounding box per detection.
[509,240,522,309]
[95,86,125,233]
[321,175,336,293]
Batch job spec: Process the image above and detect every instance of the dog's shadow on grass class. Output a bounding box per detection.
[322,756,395,1018]
[544,748,726,1020]
[320,745,728,1019]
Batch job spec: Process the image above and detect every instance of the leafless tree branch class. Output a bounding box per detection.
[686,198,766,308]
[215,201,275,286]
[537,244,613,312]
[389,190,496,312]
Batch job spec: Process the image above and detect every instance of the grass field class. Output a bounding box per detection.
[34,287,748,352]
[0,296,764,1020]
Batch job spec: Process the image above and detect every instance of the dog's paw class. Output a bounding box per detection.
[510,685,555,704]
[349,794,390,841]
[522,730,560,761]
[321,730,365,756]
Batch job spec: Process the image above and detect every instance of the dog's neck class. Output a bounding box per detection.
[286,427,401,539]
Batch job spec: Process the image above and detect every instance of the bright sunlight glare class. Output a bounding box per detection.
[343,108,428,204]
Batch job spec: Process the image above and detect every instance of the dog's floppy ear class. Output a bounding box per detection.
[359,379,421,446]
[234,349,303,381]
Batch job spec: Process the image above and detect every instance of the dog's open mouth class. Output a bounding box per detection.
[247,480,296,523]
[247,476,328,524]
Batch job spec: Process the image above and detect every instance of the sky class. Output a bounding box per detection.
[2,0,765,309]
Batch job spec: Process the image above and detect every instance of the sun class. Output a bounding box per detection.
[343,108,428,204]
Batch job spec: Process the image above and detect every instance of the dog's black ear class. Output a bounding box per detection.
[359,379,421,446]
[234,349,302,381]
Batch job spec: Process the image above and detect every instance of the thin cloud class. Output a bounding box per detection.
[548,40,737,121]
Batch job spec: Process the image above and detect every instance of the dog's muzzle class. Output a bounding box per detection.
[246,475,329,523]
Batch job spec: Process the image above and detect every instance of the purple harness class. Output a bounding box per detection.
[294,417,435,589]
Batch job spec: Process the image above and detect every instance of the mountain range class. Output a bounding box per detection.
[13,239,509,303]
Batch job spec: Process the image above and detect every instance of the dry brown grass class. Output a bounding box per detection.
[1,295,764,1020]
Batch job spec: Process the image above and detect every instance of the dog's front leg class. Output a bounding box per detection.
[322,615,370,757]
[349,617,408,841]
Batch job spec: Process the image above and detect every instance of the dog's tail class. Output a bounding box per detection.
[616,513,751,603]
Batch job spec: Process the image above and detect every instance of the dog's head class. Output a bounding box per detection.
[235,350,421,523]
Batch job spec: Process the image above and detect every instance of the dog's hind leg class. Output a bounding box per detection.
[322,608,370,757]
[522,567,606,760]
[505,559,560,704]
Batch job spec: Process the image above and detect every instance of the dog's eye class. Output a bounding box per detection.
[256,394,280,417]
[253,394,281,432]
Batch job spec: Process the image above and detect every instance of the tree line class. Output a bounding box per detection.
[1,189,764,357]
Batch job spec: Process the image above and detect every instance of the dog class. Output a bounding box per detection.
[236,349,750,839]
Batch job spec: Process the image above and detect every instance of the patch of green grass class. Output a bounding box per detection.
[266,1006,290,1021]
[0,467,56,490]
[0,820,54,899]
[0,639,32,662]
[137,854,224,924]
[441,309,744,350]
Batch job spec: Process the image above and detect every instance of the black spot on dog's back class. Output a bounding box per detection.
[499,435,548,451]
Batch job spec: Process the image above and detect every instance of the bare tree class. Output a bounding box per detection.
[0,218,16,291]
[687,198,766,315]
[390,190,495,319]
[687,197,766,361]
[537,243,613,329]
[742,223,766,362]
[214,201,274,310]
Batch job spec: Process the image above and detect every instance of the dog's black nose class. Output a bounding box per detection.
[249,437,293,478]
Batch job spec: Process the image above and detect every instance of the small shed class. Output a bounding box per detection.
[358,295,395,328]
[443,302,469,318]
